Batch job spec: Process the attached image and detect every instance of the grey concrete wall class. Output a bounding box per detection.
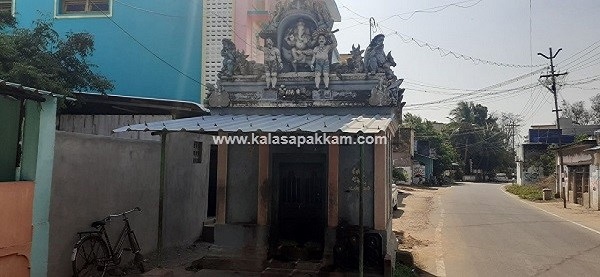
[338,144,374,228]
[163,133,211,247]
[49,132,161,277]
[226,144,259,224]
[57,114,172,141]
[583,192,590,208]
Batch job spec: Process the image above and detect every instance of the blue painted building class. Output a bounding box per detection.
[13,0,203,102]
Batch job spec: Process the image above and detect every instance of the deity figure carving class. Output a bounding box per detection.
[285,19,314,71]
[310,32,337,89]
[364,34,387,75]
[218,38,236,79]
[257,38,283,89]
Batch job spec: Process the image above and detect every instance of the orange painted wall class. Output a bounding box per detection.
[0,181,34,277]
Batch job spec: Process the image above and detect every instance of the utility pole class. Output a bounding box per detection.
[537,47,568,208]
[507,122,520,183]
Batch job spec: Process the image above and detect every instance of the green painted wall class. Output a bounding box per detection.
[0,97,20,181]
[30,97,57,277]
[21,101,41,181]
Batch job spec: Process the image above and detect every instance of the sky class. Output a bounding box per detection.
[332,0,600,140]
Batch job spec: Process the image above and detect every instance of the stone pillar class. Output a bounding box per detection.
[374,134,387,231]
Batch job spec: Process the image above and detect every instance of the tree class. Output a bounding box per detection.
[403,113,459,177]
[561,100,593,125]
[449,101,495,127]
[0,13,113,99]
[447,102,513,176]
[591,94,600,124]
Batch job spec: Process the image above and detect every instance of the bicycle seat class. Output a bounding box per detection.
[91,221,106,229]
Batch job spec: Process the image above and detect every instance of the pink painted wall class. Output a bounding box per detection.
[234,0,274,61]
[0,181,34,277]
[233,0,338,62]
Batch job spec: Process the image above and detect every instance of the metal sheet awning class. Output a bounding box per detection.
[0,79,73,102]
[113,114,396,134]
[585,146,600,152]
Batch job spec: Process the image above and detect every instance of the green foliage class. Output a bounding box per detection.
[526,151,556,176]
[446,101,514,175]
[505,184,543,201]
[0,16,113,99]
[575,133,590,143]
[403,113,459,177]
[394,264,418,277]
[392,167,408,182]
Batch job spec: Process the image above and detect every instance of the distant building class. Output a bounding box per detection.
[555,138,599,209]
[517,118,600,186]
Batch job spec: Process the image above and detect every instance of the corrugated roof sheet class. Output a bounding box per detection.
[585,146,600,152]
[113,114,395,134]
[0,79,73,101]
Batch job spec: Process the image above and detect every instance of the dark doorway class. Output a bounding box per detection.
[272,156,327,261]
[207,145,218,218]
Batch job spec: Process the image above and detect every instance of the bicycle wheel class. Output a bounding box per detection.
[128,231,145,273]
[134,253,145,273]
[72,235,110,277]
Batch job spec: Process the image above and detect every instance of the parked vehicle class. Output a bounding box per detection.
[494,173,509,182]
[72,207,145,277]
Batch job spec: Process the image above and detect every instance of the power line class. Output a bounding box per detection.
[379,0,484,22]
[114,0,182,18]
[405,68,546,108]
[558,40,600,69]
[384,29,546,68]
[338,3,545,68]
[566,53,600,72]
[404,84,538,111]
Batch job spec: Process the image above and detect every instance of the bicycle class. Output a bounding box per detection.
[71,207,145,277]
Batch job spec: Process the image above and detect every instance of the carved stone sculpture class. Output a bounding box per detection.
[310,31,337,89]
[364,34,387,75]
[207,84,231,107]
[285,19,314,71]
[258,38,282,89]
[218,39,236,79]
[349,44,365,73]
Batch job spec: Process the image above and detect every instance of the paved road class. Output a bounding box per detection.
[441,182,600,277]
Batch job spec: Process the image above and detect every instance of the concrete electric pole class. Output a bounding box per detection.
[507,122,520,183]
[537,47,568,208]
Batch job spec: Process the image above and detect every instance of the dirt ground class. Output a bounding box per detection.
[392,186,448,275]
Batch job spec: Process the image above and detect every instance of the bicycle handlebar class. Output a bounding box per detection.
[103,207,142,221]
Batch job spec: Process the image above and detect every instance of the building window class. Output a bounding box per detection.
[0,0,12,13]
[61,0,111,15]
[193,141,203,164]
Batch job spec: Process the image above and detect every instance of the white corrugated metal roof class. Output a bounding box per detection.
[585,145,600,152]
[113,114,395,134]
[0,79,73,101]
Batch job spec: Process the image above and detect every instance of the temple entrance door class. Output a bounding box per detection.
[272,155,326,260]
